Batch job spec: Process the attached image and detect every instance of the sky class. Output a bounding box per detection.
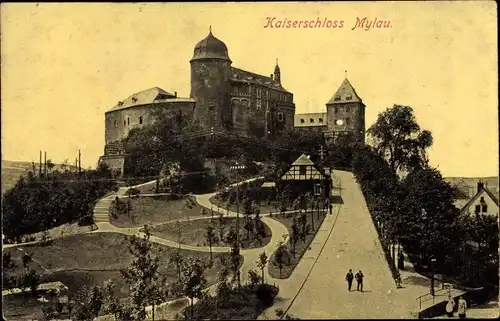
[1,2,498,177]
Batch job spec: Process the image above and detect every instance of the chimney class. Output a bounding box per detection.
[174,91,177,97]
[477,181,484,193]
[270,74,274,80]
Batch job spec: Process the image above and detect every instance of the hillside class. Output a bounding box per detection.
[1,160,77,194]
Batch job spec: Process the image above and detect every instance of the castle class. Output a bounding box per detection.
[99,27,365,176]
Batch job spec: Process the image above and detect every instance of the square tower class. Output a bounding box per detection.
[325,78,365,143]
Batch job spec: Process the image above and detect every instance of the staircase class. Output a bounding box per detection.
[93,187,129,224]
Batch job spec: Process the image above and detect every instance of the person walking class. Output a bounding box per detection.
[457,296,467,319]
[355,270,364,292]
[345,269,354,291]
[446,295,455,317]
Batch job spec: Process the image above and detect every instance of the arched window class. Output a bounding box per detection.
[277,112,284,122]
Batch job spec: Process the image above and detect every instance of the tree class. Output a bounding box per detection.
[205,225,216,263]
[120,227,164,320]
[182,257,207,319]
[243,216,254,246]
[274,242,287,278]
[102,280,122,321]
[22,252,32,269]
[19,268,40,294]
[230,241,242,288]
[256,251,269,284]
[88,285,103,319]
[290,217,301,255]
[367,104,433,174]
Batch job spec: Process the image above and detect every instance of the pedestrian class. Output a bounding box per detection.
[446,295,455,317]
[457,296,467,319]
[329,203,333,215]
[345,269,354,291]
[355,270,364,292]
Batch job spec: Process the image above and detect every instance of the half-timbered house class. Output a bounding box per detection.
[277,154,332,199]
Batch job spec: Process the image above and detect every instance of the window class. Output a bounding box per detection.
[132,97,137,103]
[310,118,314,123]
[346,94,352,100]
[209,102,215,111]
[139,116,143,124]
[127,117,130,125]
[300,119,305,123]
[299,166,306,175]
[482,204,488,213]
[319,118,323,123]
[277,112,284,122]
[113,120,117,127]
[256,99,262,110]
[257,87,261,98]
[346,106,350,113]
[124,120,126,126]
[334,96,341,101]
[314,183,322,196]
[346,117,351,125]
[475,205,481,214]
[334,107,339,114]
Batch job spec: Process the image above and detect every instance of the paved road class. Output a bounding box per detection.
[286,170,409,319]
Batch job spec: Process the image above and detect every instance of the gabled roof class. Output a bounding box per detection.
[107,87,178,112]
[294,113,327,127]
[459,186,499,215]
[231,67,291,93]
[327,78,363,105]
[292,154,315,166]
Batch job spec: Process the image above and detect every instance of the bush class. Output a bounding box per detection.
[78,215,94,227]
[256,284,278,306]
[125,188,141,197]
[248,269,262,286]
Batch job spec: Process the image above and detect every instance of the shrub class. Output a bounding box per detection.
[125,188,141,197]
[247,269,262,286]
[78,215,94,227]
[256,284,278,306]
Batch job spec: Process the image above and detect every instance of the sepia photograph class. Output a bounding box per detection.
[1,2,498,320]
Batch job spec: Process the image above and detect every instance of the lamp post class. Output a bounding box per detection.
[430,258,436,296]
[230,161,246,287]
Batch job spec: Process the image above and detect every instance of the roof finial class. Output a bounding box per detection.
[209,25,212,34]
[276,58,279,66]
[345,70,347,78]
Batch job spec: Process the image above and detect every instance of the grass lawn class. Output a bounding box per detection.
[208,196,277,215]
[109,195,204,228]
[268,208,328,279]
[182,284,279,320]
[2,233,242,321]
[149,217,272,249]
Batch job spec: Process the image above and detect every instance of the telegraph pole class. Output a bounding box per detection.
[44,151,47,179]
[230,161,246,288]
[75,158,78,173]
[39,150,42,177]
[78,149,81,175]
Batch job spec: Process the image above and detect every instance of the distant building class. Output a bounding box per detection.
[277,154,331,200]
[457,181,499,217]
[294,77,366,144]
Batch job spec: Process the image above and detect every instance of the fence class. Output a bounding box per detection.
[416,284,452,311]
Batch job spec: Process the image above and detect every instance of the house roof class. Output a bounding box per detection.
[231,67,291,93]
[291,154,315,166]
[459,186,499,215]
[294,113,327,127]
[326,78,363,105]
[107,87,193,113]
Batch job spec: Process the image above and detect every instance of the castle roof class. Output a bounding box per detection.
[231,67,291,93]
[107,87,193,113]
[327,78,363,105]
[191,28,231,62]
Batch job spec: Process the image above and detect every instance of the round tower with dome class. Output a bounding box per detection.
[190,26,233,130]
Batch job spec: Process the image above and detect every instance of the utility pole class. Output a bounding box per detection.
[44,151,47,179]
[39,150,42,177]
[78,149,81,175]
[75,158,78,173]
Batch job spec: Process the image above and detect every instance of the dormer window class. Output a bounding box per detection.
[334,96,341,101]
[319,118,323,123]
[117,101,123,106]
[346,94,352,100]
[310,118,314,123]
[300,119,305,123]
[132,97,137,103]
